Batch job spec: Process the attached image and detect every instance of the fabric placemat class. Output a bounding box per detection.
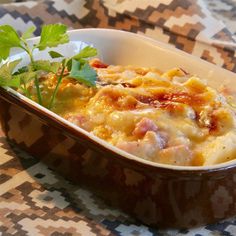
[0,0,236,235]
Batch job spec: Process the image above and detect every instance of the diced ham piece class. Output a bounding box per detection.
[116,131,165,160]
[66,114,91,131]
[132,118,158,138]
[220,85,236,97]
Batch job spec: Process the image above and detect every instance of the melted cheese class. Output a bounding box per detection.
[31,60,236,166]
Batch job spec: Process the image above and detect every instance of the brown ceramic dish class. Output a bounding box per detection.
[1,29,236,228]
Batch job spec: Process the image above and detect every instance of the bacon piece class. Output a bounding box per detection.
[120,82,136,88]
[90,59,108,68]
[132,118,158,138]
[136,91,206,108]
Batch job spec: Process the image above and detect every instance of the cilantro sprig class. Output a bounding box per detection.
[0,24,98,109]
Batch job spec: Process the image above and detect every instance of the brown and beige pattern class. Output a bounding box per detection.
[206,0,236,39]
[1,0,236,235]
[0,139,116,236]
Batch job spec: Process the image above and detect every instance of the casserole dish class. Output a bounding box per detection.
[1,29,236,228]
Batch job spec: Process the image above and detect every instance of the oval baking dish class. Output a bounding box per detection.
[1,29,236,228]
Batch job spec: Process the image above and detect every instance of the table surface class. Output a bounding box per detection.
[1,1,236,235]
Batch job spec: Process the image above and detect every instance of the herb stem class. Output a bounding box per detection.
[26,47,34,64]
[48,66,65,109]
[23,82,31,99]
[34,76,42,105]
[20,43,35,64]
[22,41,42,104]
[20,86,31,99]
[21,37,35,63]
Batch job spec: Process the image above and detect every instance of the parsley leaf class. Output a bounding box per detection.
[0,59,22,80]
[0,25,22,62]
[69,59,97,87]
[32,60,61,74]
[48,51,64,59]
[13,71,36,85]
[0,76,20,88]
[37,24,69,51]
[73,46,97,60]
[21,26,36,40]
[0,59,22,87]
[13,66,28,75]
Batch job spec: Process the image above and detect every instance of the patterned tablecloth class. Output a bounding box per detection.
[1,0,236,235]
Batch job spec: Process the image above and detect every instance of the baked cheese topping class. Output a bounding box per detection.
[29,59,236,166]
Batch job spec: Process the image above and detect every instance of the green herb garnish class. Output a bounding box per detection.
[0,60,21,87]
[37,24,69,51]
[0,24,98,109]
[72,46,97,60]
[69,59,97,87]
[0,25,22,62]
[21,26,36,40]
